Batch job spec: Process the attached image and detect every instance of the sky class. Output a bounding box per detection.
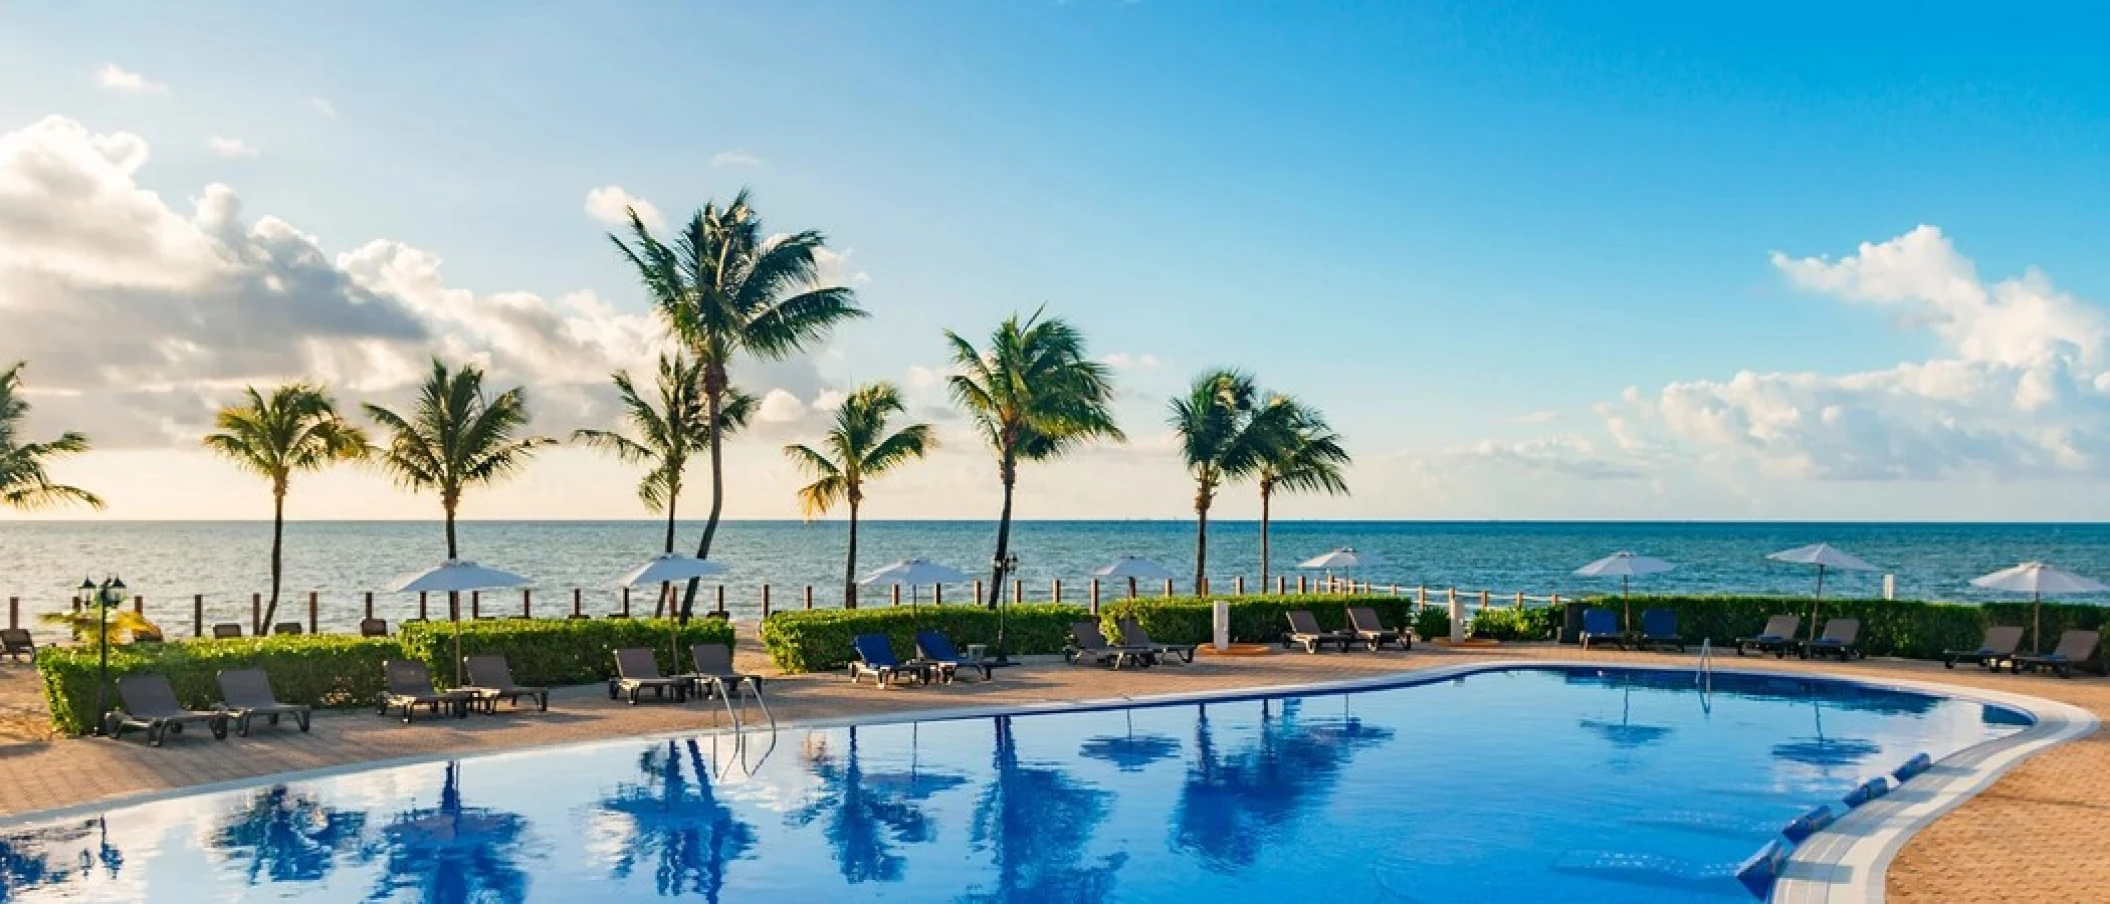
[4,1,2110,522]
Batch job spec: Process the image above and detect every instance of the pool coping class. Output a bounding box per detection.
[0,657,2090,904]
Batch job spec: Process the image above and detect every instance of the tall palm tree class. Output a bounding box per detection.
[610,190,865,623]
[0,361,101,511]
[203,384,368,633]
[364,359,553,561]
[783,383,936,608]
[1255,399,1349,590]
[946,310,1124,606]
[1168,370,1275,594]
[572,353,756,574]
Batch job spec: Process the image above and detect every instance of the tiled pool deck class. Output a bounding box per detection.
[0,635,2101,902]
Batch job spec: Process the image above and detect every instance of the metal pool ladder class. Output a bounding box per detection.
[1695,638,1715,712]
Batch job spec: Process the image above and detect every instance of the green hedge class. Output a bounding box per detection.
[37,635,404,735]
[1553,595,2103,669]
[36,617,737,735]
[1099,594,1421,647]
[761,604,1089,673]
[396,617,735,687]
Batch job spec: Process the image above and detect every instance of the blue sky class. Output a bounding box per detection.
[4,2,2110,520]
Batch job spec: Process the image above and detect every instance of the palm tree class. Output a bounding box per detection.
[0,361,101,511]
[572,354,756,614]
[610,190,865,623]
[1168,370,1277,594]
[1254,398,1349,590]
[946,310,1124,605]
[203,384,368,633]
[364,359,553,561]
[783,383,936,608]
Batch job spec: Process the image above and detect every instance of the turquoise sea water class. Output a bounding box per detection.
[0,667,2029,903]
[3,520,2109,634]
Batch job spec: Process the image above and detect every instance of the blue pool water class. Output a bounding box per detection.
[0,667,2029,903]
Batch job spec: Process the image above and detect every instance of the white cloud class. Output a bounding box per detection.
[1606,226,2110,481]
[206,136,258,159]
[96,63,166,93]
[1102,352,1160,370]
[305,97,335,117]
[810,246,870,285]
[583,185,663,230]
[757,388,807,423]
[0,115,668,446]
[709,150,762,168]
[1444,435,1646,481]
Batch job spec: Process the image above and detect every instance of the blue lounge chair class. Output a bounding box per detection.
[1579,608,1626,650]
[2012,629,2101,679]
[1800,618,1862,660]
[1636,608,1684,652]
[915,630,992,682]
[1734,615,1801,658]
[850,634,925,687]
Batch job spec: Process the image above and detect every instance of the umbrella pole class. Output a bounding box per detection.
[2034,592,2042,655]
[450,591,463,686]
[1622,576,1631,632]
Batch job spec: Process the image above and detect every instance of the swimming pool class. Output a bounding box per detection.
[0,666,2054,903]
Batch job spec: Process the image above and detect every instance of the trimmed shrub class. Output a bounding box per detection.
[1467,606,1558,641]
[761,604,1088,673]
[396,617,735,688]
[37,635,402,736]
[1098,594,1419,647]
[1414,605,1451,643]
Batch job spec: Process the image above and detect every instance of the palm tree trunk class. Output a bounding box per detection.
[1194,489,1210,595]
[844,499,860,609]
[261,487,286,634]
[682,384,728,625]
[1259,485,1273,591]
[444,497,462,685]
[986,453,1016,608]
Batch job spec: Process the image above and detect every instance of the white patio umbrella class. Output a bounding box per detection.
[1089,556,1176,598]
[1574,552,1675,631]
[1970,562,2110,654]
[389,560,531,684]
[611,553,732,668]
[1298,547,1383,592]
[1768,543,1881,642]
[860,559,969,608]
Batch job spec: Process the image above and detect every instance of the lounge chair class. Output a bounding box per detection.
[1735,616,1802,658]
[272,622,303,636]
[214,668,312,735]
[688,642,766,697]
[1346,607,1412,652]
[1945,626,2024,670]
[461,654,549,712]
[1635,608,1684,653]
[2,628,35,663]
[1579,608,1627,650]
[1119,618,1197,664]
[2012,630,2101,679]
[212,623,244,639]
[359,618,390,637]
[611,647,690,703]
[1801,618,1863,660]
[1284,610,1352,654]
[130,626,163,644]
[914,630,993,681]
[1067,621,1154,669]
[378,660,473,722]
[849,634,928,687]
[109,674,229,746]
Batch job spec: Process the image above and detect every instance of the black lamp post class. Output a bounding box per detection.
[991,551,1019,665]
[93,574,125,736]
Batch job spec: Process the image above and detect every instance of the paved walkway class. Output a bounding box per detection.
[0,639,2103,901]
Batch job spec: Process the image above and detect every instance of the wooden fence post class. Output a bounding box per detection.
[804,585,814,609]
[715,585,726,614]
[935,584,944,605]
[1515,591,1525,610]
[1163,579,1174,598]
[621,586,631,617]
[522,589,532,619]
[892,584,902,607]
[572,588,583,618]
[1277,576,1287,595]
[1298,575,1308,594]
[1090,579,1101,615]
[133,594,143,617]
[308,591,319,634]
[364,591,375,620]
[1236,576,1245,595]
[974,580,984,603]
[1479,590,1489,612]
[6,596,15,630]
[1417,585,1427,610]
[1052,579,1062,603]
[192,594,203,637]
[471,591,481,619]
[252,593,262,634]
[419,591,429,620]
[761,584,772,619]
[1013,579,1024,604]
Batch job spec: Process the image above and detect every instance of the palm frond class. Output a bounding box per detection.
[0,362,102,511]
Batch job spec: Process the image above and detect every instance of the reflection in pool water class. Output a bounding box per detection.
[0,667,2032,903]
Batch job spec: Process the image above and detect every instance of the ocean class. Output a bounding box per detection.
[3,520,2108,637]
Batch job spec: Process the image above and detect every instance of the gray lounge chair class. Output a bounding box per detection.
[1067,622,1153,669]
[1346,607,1412,652]
[212,623,243,639]
[1945,626,2024,670]
[215,668,312,735]
[1119,618,1196,664]
[1284,610,1352,653]
[2,628,35,662]
[272,622,304,636]
[1800,618,1862,660]
[359,618,390,637]
[462,654,549,712]
[1735,616,1802,657]
[850,634,926,687]
[611,647,689,703]
[688,642,766,698]
[2012,630,2101,679]
[109,674,229,746]
[378,660,472,722]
